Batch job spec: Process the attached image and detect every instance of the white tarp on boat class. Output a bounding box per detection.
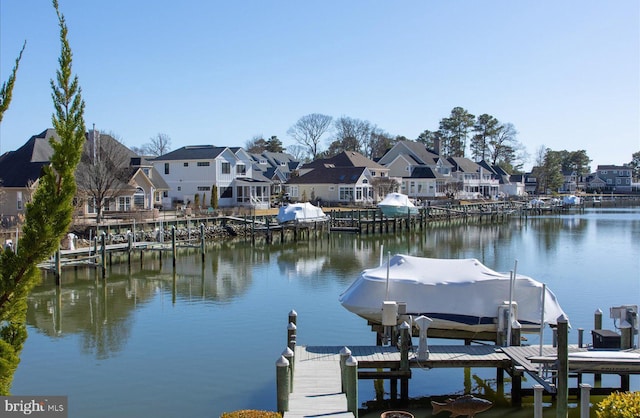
[276,202,329,224]
[378,193,416,209]
[563,195,581,205]
[339,254,567,333]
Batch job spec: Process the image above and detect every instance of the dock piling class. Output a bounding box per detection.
[276,355,290,413]
[344,355,358,418]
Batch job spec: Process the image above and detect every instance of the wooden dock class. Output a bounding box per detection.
[285,346,354,418]
[280,343,640,416]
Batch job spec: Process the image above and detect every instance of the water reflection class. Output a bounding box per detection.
[15,207,639,417]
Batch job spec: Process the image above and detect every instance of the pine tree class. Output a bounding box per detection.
[0,0,85,394]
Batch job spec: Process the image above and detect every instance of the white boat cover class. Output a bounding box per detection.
[563,195,581,205]
[378,193,416,209]
[276,202,329,224]
[339,254,567,332]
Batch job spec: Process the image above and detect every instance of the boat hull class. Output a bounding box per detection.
[379,205,419,218]
[339,255,567,339]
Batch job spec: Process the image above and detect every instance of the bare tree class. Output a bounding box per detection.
[245,135,268,153]
[331,116,373,156]
[75,131,135,223]
[146,133,171,156]
[287,113,332,160]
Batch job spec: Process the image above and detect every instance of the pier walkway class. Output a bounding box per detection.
[285,346,354,418]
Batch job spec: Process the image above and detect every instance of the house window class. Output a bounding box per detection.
[355,187,363,201]
[163,191,168,198]
[221,186,233,198]
[221,162,230,174]
[339,186,354,201]
[16,191,23,210]
[134,187,145,208]
[236,164,246,175]
[118,196,131,211]
[197,161,210,167]
[197,186,211,191]
[177,186,182,191]
[184,162,189,167]
[164,163,170,174]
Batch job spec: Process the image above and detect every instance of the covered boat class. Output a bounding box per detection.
[339,254,567,340]
[276,202,329,224]
[378,193,418,218]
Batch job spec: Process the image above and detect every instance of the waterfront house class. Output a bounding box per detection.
[594,165,633,193]
[297,151,390,202]
[0,129,168,225]
[249,151,302,200]
[376,140,453,199]
[151,145,272,209]
[285,165,374,206]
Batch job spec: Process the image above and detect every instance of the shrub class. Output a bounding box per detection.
[220,410,281,418]
[595,391,640,418]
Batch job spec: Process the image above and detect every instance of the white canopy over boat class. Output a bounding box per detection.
[378,193,418,217]
[339,254,567,336]
[276,202,329,224]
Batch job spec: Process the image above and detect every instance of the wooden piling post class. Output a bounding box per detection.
[171,226,177,268]
[340,346,351,393]
[127,233,133,266]
[399,321,410,403]
[287,322,297,350]
[276,355,290,413]
[579,384,591,418]
[53,248,61,285]
[533,384,544,418]
[288,309,297,326]
[282,347,294,392]
[556,314,569,418]
[100,232,107,278]
[594,308,602,330]
[344,355,358,418]
[200,223,205,262]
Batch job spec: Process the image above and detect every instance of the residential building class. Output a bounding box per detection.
[249,151,302,199]
[594,165,633,193]
[285,166,374,205]
[151,145,272,209]
[298,151,390,201]
[0,129,168,225]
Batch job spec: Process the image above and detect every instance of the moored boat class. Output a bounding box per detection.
[378,193,418,218]
[276,202,329,224]
[339,254,567,340]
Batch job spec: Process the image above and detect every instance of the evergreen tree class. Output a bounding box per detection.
[0,0,85,394]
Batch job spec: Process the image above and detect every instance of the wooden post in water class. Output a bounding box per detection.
[556,314,569,418]
[54,248,61,285]
[282,347,294,392]
[288,309,297,326]
[127,232,133,266]
[171,226,177,268]
[345,355,358,418]
[399,321,410,403]
[594,309,603,385]
[340,346,351,393]
[200,223,205,262]
[276,355,290,413]
[100,232,107,278]
[287,322,297,350]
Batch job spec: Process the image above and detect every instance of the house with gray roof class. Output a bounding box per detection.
[0,129,168,225]
[152,145,272,209]
[293,151,389,202]
[286,165,374,205]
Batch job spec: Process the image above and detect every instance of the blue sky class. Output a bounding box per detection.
[1,1,638,170]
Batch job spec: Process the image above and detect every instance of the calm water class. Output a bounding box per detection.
[11,207,640,417]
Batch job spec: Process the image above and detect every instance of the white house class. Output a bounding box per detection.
[151,145,271,209]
